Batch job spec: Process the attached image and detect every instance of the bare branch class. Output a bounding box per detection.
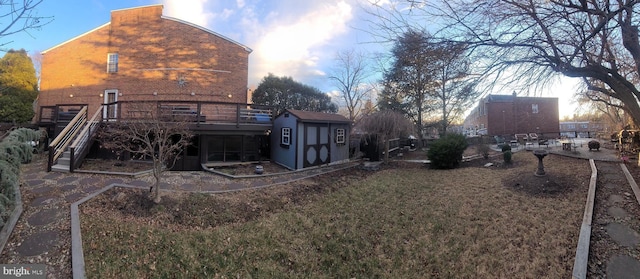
[0,0,53,48]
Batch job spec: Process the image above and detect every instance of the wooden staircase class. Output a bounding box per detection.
[48,106,103,172]
[51,150,73,172]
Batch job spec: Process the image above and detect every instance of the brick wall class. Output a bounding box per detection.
[38,5,250,118]
[463,95,560,137]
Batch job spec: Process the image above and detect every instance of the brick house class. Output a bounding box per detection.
[463,93,560,139]
[37,5,273,171]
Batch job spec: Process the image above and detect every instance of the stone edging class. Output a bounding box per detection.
[73,168,154,178]
[572,159,598,279]
[70,163,358,278]
[620,163,640,206]
[0,182,23,255]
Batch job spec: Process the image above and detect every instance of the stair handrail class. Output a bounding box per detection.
[47,106,88,171]
[69,106,104,172]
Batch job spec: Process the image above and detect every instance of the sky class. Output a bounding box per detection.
[0,0,580,119]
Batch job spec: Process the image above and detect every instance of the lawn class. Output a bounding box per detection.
[81,152,590,278]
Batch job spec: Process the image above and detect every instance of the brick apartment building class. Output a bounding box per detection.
[38,4,250,115]
[36,5,273,171]
[463,93,560,138]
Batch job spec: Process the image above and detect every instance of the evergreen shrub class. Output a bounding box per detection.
[427,134,468,169]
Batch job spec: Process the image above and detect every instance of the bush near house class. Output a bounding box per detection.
[427,134,468,169]
[0,128,41,226]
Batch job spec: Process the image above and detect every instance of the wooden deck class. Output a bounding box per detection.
[38,101,274,132]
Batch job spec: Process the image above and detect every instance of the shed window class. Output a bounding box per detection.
[336,128,345,144]
[107,53,119,73]
[281,127,291,145]
[532,104,539,114]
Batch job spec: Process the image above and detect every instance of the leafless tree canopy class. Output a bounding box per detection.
[358,110,414,162]
[377,29,478,137]
[366,0,640,126]
[0,0,52,48]
[98,102,193,203]
[327,49,373,122]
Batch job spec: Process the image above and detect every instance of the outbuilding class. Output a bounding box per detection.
[271,109,351,170]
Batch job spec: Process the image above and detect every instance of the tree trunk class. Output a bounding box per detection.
[153,179,161,203]
[152,163,163,203]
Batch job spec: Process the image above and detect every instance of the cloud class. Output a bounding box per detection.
[161,0,359,91]
[161,0,215,27]
[247,1,354,87]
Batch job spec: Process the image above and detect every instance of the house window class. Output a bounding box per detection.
[107,53,119,73]
[281,127,291,145]
[336,128,345,144]
[532,104,539,114]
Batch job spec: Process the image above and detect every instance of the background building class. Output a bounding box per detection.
[559,121,606,138]
[463,93,560,138]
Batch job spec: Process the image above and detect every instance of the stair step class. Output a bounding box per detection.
[51,164,70,173]
[57,158,70,165]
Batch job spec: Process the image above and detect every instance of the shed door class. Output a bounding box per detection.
[304,124,330,168]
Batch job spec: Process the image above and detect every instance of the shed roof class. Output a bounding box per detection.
[284,109,351,123]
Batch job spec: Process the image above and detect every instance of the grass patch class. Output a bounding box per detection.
[82,152,588,278]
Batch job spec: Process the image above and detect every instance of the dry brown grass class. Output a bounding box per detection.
[81,151,591,278]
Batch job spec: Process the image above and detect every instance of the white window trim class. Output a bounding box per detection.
[103,89,118,120]
[336,128,345,144]
[281,127,291,145]
[107,53,119,73]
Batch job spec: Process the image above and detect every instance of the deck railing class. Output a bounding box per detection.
[38,104,88,124]
[103,101,274,125]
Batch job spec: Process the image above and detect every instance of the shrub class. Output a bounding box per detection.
[476,143,490,159]
[588,140,600,151]
[503,150,512,165]
[427,134,468,169]
[0,128,42,226]
[501,144,512,152]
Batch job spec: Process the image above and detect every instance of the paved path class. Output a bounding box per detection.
[591,162,640,278]
[495,139,640,278]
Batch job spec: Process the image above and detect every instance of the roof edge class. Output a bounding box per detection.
[41,23,110,54]
[162,16,253,53]
[111,4,163,13]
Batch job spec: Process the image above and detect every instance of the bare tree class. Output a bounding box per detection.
[430,41,479,136]
[327,49,373,121]
[0,0,52,48]
[98,102,193,203]
[366,0,640,127]
[378,29,437,143]
[358,110,414,163]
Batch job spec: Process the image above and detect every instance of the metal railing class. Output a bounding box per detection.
[47,106,87,171]
[69,106,103,172]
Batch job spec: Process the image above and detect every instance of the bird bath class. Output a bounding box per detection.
[533,149,548,176]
